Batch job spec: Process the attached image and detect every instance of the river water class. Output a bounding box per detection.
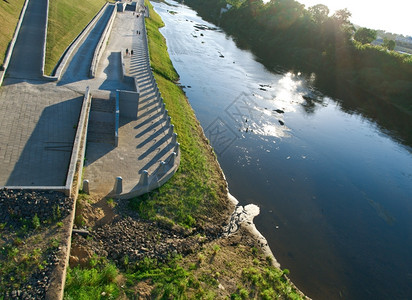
[152,1,412,299]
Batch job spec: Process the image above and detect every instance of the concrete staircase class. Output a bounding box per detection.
[88,98,115,145]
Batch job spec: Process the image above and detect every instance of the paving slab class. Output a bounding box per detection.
[0,81,83,186]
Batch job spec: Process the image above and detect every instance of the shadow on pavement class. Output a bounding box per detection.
[7,97,82,186]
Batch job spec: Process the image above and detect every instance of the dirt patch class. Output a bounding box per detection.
[74,194,117,229]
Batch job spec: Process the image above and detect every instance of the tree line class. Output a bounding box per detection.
[181,0,412,117]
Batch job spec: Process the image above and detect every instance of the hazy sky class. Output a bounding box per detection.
[294,0,411,36]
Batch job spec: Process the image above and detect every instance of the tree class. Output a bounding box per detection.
[332,8,352,26]
[383,38,396,50]
[308,4,329,24]
[354,27,377,44]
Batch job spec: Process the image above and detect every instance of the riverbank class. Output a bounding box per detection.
[65,1,307,298]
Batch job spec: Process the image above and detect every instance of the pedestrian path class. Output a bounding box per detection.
[0,0,179,196]
[0,82,83,186]
[82,2,180,197]
[59,5,115,85]
[4,0,47,81]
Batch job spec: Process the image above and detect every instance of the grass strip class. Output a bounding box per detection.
[44,0,107,75]
[0,0,26,68]
[128,0,230,229]
[64,256,120,300]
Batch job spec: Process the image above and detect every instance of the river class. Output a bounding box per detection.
[151,1,412,299]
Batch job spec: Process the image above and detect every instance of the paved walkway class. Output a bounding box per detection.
[1,0,178,194]
[59,5,115,86]
[5,0,47,81]
[0,82,83,186]
[58,4,132,93]
[0,3,117,187]
[83,4,178,196]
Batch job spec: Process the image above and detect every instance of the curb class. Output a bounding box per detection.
[65,87,92,198]
[41,0,49,76]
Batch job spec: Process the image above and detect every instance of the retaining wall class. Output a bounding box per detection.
[116,1,127,12]
[89,4,117,78]
[116,89,140,119]
[65,87,92,197]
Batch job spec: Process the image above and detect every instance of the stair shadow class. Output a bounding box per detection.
[137,125,168,150]
[138,142,175,173]
[138,132,171,160]
[132,110,163,130]
[139,98,159,111]
[136,104,160,119]
[135,118,164,138]
[138,94,157,106]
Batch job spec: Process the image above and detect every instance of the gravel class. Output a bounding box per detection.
[0,188,73,300]
[73,215,221,268]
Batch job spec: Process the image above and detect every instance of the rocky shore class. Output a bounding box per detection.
[70,196,225,269]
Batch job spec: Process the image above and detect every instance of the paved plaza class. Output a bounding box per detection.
[1,0,178,195]
[83,5,177,196]
[0,82,82,186]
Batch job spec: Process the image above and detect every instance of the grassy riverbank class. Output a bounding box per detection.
[130,0,230,229]
[0,0,26,68]
[65,1,306,299]
[44,0,107,75]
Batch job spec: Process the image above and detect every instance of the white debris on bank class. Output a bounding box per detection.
[224,193,280,268]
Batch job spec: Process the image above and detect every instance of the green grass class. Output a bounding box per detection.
[44,0,107,75]
[64,257,120,300]
[128,0,229,229]
[125,256,194,299]
[120,242,304,299]
[0,0,26,68]
[239,267,301,300]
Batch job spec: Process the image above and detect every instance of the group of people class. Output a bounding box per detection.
[125,5,148,57]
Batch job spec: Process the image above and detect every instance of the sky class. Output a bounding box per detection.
[294,0,412,36]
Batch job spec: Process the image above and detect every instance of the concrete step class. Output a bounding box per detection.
[88,120,115,144]
[87,97,116,144]
[91,98,115,113]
